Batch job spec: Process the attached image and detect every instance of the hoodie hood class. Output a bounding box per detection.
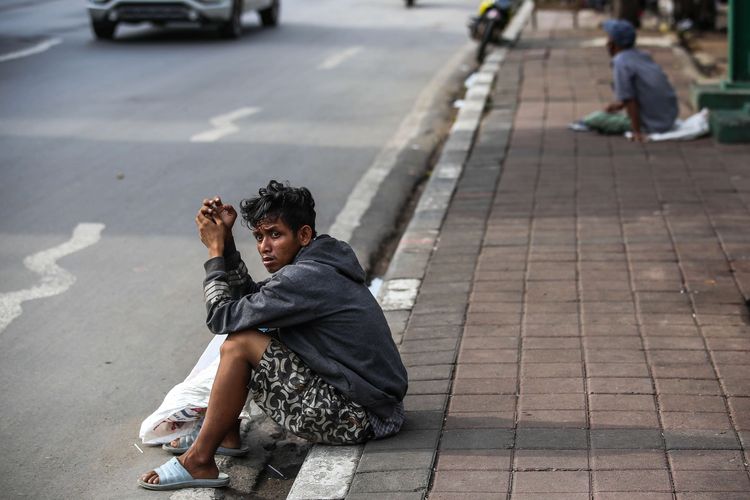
[293,234,366,284]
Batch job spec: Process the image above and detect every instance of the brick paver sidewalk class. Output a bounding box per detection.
[371,11,750,500]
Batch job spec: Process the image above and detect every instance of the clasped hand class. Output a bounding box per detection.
[195,196,237,257]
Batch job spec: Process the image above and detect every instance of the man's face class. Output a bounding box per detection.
[252,217,308,273]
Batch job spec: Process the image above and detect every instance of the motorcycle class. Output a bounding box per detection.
[468,0,513,63]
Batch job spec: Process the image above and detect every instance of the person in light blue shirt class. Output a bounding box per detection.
[572,19,679,141]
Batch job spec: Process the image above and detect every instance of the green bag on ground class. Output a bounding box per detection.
[583,111,631,135]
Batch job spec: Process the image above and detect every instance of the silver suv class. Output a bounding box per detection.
[87,0,280,40]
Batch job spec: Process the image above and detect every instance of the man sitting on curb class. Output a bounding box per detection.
[139,180,408,491]
[570,19,678,142]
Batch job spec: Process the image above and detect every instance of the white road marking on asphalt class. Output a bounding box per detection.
[0,37,62,63]
[0,223,105,334]
[328,44,472,242]
[190,107,260,143]
[318,46,362,70]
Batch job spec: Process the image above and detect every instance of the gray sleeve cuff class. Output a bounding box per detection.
[204,256,226,275]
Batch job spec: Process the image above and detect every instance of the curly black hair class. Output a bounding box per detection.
[240,180,317,236]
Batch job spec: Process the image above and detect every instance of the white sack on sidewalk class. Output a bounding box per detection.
[138,334,252,445]
[626,109,710,142]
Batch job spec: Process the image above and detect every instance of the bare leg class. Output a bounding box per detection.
[141,330,271,485]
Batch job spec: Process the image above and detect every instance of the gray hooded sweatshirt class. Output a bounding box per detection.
[202,234,408,421]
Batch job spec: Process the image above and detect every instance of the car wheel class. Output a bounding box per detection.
[259,0,279,27]
[219,0,242,39]
[92,20,117,40]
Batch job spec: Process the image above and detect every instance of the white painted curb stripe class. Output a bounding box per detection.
[379,278,422,311]
[190,107,260,143]
[318,46,363,70]
[0,37,61,63]
[501,0,535,44]
[0,223,105,334]
[287,445,363,500]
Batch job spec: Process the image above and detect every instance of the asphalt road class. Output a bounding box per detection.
[0,0,476,497]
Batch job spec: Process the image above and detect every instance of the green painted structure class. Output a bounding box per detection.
[691,0,750,142]
[725,0,750,86]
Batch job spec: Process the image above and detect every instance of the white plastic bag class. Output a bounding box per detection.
[625,109,710,142]
[139,335,252,445]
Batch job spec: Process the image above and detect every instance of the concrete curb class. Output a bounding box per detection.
[286,51,504,498]
[502,0,534,45]
[336,43,476,276]
[286,445,364,500]
[287,5,534,499]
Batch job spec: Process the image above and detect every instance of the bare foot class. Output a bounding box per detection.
[218,424,242,449]
[167,420,242,451]
[140,453,219,485]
